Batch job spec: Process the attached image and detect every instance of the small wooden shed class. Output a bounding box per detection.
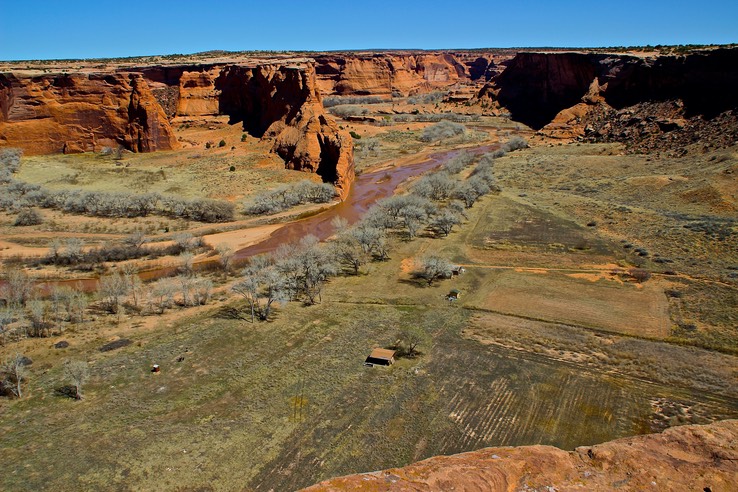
[447,289,461,301]
[365,348,396,366]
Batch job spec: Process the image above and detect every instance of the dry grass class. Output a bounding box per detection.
[1,138,737,491]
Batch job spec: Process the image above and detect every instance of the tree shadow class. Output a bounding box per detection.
[213,305,247,321]
[398,276,429,288]
[54,385,77,399]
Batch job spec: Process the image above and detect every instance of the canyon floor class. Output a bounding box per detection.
[1,94,736,490]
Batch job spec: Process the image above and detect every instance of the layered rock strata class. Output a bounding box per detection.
[0,72,177,154]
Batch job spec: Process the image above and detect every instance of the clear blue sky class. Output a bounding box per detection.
[1,0,736,60]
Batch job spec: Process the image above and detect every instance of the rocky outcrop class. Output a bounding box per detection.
[302,420,738,491]
[313,52,511,97]
[477,48,738,143]
[0,72,178,154]
[214,64,354,197]
[0,62,354,198]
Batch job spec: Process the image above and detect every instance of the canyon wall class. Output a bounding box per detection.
[303,420,738,491]
[0,62,354,198]
[0,72,178,154]
[313,52,510,97]
[132,62,354,198]
[477,48,738,145]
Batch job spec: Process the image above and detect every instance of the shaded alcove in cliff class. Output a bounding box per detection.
[602,49,738,119]
[495,53,597,130]
[316,120,340,184]
[491,49,738,130]
[214,66,308,138]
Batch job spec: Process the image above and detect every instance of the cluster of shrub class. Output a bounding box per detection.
[0,149,235,224]
[391,113,480,124]
[328,105,370,118]
[28,232,206,272]
[244,180,336,215]
[418,121,469,142]
[407,91,448,105]
[323,95,385,108]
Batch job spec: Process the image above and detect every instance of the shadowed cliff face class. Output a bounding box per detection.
[481,48,738,131]
[212,64,354,198]
[0,72,178,154]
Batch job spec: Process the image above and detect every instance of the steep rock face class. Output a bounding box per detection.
[302,420,738,491]
[213,64,354,197]
[0,72,178,154]
[478,48,738,137]
[314,53,510,97]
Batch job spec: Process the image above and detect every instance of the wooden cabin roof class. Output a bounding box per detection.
[369,348,396,360]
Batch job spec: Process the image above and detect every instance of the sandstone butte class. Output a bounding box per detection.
[302,420,738,491]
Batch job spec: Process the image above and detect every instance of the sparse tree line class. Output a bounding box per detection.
[229,140,526,321]
[29,232,206,270]
[407,91,448,105]
[1,351,90,400]
[0,264,214,344]
[0,149,235,223]
[323,95,385,108]
[389,113,481,124]
[243,180,336,215]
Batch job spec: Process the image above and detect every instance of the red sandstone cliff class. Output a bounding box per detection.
[132,62,354,198]
[0,72,178,154]
[313,52,510,97]
[476,48,738,145]
[0,62,354,198]
[302,420,738,491]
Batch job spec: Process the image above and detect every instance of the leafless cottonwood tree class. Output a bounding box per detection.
[216,243,234,278]
[1,268,35,308]
[64,359,90,400]
[2,353,29,398]
[415,255,453,286]
[232,255,289,322]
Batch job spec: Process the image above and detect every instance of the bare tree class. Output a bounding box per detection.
[173,232,196,252]
[412,172,457,201]
[398,205,428,239]
[2,353,29,398]
[397,326,424,357]
[97,272,129,315]
[63,359,90,400]
[1,268,35,308]
[430,209,462,237]
[179,252,195,276]
[27,299,50,337]
[123,231,148,251]
[288,235,338,304]
[414,255,453,286]
[332,234,368,275]
[63,238,85,264]
[67,291,88,324]
[191,277,213,306]
[216,243,234,278]
[148,278,177,314]
[120,264,142,309]
[233,256,288,322]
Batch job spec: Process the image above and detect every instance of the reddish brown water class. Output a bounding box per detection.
[11,143,497,293]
